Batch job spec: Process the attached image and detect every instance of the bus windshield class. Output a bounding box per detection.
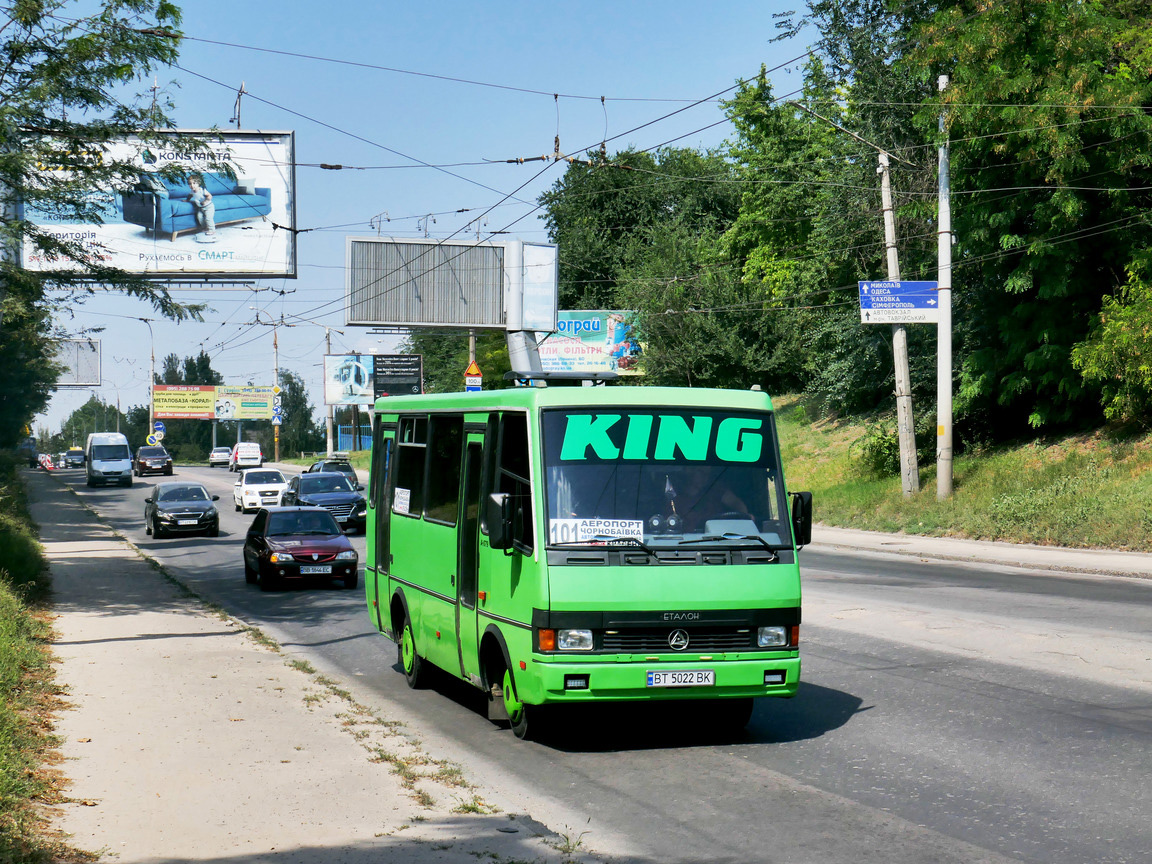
[541,408,791,548]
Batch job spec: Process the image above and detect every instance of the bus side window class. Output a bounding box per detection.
[423,415,463,525]
[498,413,533,553]
[394,415,426,517]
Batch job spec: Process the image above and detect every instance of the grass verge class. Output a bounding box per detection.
[0,456,89,863]
[776,395,1152,550]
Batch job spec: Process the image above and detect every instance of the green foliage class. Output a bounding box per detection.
[850,412,937,480]
[908,0,1152,430]
[1071,269,1152,424]
[401,330,510,394]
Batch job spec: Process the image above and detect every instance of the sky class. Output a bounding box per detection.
[36,0,812,434]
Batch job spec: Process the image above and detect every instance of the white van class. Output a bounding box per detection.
[85,432,133,487]
[228,441,263,472]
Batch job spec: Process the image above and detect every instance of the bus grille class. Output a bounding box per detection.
[602,629,753,652]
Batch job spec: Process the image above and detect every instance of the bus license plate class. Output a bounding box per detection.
[300,565,331,575]
[646,670,714,688]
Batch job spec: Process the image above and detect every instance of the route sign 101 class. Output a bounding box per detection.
[858,281,940,324]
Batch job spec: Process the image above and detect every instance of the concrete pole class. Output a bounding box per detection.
[273,325,280,463]
[325,327,335,457]
[880,153,919,495]
[937,75,954,500]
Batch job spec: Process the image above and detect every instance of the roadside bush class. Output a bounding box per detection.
[851,415,936,479]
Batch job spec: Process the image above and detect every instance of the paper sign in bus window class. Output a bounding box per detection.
[549,518,645,545]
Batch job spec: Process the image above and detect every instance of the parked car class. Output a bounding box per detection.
[133,445,173,477]
[304,455,358,482]
[229,442,263,472]
[281,472,367,533]
[208,446,232,467]
[65,447,85,467]
[242,506,358,591]
[144,482,220,538]
[233,468,289,514]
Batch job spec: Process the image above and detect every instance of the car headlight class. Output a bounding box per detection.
[157,511,176,522]
[335,550,357,561]
[356,507,367,517]
[757,626,788,648]
[204,507,217,518]
[270,552,294,563]
[557,629,594,651]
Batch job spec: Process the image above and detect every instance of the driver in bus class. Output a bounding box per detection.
[669,465,753,532]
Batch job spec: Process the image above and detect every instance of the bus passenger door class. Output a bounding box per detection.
[455,438,484,683]
[369,430,395,635]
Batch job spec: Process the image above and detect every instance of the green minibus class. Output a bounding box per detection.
[365,385,811,739]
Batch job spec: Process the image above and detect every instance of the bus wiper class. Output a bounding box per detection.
[679,534,781,561]
[553,535,657,556]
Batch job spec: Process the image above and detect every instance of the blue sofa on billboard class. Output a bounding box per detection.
[120,172,272,240]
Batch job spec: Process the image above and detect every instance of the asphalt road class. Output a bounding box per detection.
[58,464,1152,864]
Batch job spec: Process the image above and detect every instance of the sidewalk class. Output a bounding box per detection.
[812,525,1152,579]
[29,470,603,864]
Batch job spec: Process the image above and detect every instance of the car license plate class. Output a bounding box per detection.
[646,670,714,688]
[177,519,198,526]
[336,516,348,522]
[300,565,331,575]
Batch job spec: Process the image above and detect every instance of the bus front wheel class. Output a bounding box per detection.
[399,617,427,688]
[503,668,542,741]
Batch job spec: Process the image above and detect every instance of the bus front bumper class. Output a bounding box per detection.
[526,654,800,704]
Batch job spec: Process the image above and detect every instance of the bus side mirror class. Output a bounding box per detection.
[486,492,513,550]
[790,491,813,548]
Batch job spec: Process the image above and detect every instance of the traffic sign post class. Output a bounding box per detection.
[858,281,940,324]
[464,360,482,393]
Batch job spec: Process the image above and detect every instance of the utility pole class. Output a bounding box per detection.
[937,75,954,500]
[879,153,919,495]
[273,324,280,463]
[325,327,335,457]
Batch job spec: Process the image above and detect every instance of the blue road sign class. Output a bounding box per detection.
[153,420,166,434]
[858,280,940,324]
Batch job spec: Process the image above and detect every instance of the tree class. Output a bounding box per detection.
[910,0,1152,429]
[1,1,215,446]
[401,330,510,394]
[538,147,742,310]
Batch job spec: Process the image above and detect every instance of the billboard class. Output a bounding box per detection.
[373,355,423,397]
[214,386,274,420]
[324,354,375,406]
[153,385,216,419]
[324,354,424,405]
[54,338,101,387]
[152,385,274,420]
[21,130,297,279]
[345,237,557,331]
[537,311,640,375]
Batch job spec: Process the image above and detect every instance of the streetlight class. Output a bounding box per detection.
[249,307,281,462]
[138,318,155,435]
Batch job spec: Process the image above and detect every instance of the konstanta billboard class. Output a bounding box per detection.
[21,130,297,279]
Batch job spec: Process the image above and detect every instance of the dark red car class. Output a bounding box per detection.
[242,506,358,592]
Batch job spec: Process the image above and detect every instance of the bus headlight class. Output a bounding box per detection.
[757,626,788,648]
[558,629,594,651]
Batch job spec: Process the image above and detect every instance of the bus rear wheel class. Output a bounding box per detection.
[399,617,427,688]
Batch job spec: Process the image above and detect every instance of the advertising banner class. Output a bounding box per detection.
[324,354,375,406]
[537,310,640,375]
[214,386,274,420]
[22,130,297,279]
[373,355,423,398]
[152,385,216,419]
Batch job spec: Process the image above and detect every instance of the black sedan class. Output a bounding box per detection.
[145,483,220,538]
[281,472,367,533]
[242,506,358,591]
